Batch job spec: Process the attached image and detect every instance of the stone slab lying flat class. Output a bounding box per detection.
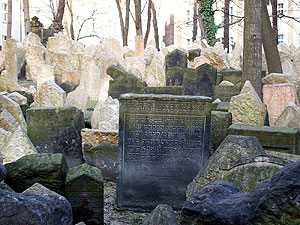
[228,124,299,155]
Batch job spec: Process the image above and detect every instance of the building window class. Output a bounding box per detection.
[229,7,233,23]
[3,3,8,23]
[187,10,190,25]
[2,35,6,41]
[278,3,284,16]
[187,38,190,46]
[278,34,284,43]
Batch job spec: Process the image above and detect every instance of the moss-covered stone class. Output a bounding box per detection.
[187,48,201,62]
[145,86,184,95]
[5,153,68,195]
[59,81,79,94]
[26,106,85,168]
[0,181,14,192]
[228,124,299,154]
[84,142,118,181]
[16,90,34,105]
[166,66,185,86]
[210,111,232,149]
[216,102,230,112]
[213,85,241,102]
[165,49,187,72]
[65,163,103,224]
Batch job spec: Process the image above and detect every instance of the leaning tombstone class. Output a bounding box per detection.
[65,164,104,225]
[116,94,212,211]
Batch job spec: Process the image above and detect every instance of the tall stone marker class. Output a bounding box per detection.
[116,94,212,211]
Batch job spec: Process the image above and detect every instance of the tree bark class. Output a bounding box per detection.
[144,0,152,47]
[50,0,65,33]
[151,1,159,51]
[116,0,130,46]
[7,0,12,39]
[224,0,230,53]
[198,13,206,40]
[66,0,74,40]
[134,0,143,36]
[271,0,278,43]
[192,0,198,41]
[242,0,263,98]
[23,0,31,35]
[262,0,282,73]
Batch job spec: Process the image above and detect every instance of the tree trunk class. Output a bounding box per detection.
[50,0,65,33]
[7,0,12,39]
[134,0,142,36]
[151,1,159,51]
[23,0,31,35]
[271,0,278,43]
[192,0,198,41]
[116,0,130,46]
[144,0,152,47]
[198,13,206,40]
[224,0,230,53]
[124,0,130,46]
[242,0,263,98]
[262,0,282,73]
[66,0,74,40]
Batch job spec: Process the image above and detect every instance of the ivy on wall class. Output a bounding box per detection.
[198,0,217,46]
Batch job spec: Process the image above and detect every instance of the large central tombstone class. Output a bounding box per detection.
[116,94,212,211]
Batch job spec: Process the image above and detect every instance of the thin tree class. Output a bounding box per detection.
[134,0,143,36]
[151,1,159,50]
[23,0,31,35]
[262,0,282,73]
[271,0,278,43]
[144,0,152,46]
[192,0,198,41]
[7,0,12,39]
[223,0,230,52]
[50,0,65,33]
[116,0,131,46]
[66,0,74,40]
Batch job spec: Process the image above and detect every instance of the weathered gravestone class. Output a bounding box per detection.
[182,64,217,97]
[65,164,104,225]
[165,49,187,72]
[166,67,185,86]
[213,85,241,102]
[116,94,212,211]
[26,106,85,168]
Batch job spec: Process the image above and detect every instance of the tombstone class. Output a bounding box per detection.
[81,128,118,148]
[116,94,212,211]
[263,83,298,126]
[228,124,299,155]
[166,66,185,86]
[145,86,184,95]
[275,102,300,129]
[210,111,232,149]
[213,85,241,102]
[65,164,104,225]
[26,106,85,168]
[165,49,187,72]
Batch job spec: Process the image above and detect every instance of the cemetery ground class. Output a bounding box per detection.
[3,32,300,224]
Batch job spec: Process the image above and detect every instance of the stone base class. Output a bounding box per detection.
[81,128,118,148]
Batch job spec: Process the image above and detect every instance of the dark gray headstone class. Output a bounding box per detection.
[116,94,212,211]
[166,66,185,86]
[210,111,232,149]
[188,49,201,62]
[213,85,241,102]
[65,164,104,225]
[145,86,184,95]
[107,65,147,99]
[26,106,84,168]
[182,68,196,95]
[194,63,217,97]
[143,204,179,225]
[0,163,6,182]
[59,81,79,94]
[84,142,118,181]
[165,49,187,72]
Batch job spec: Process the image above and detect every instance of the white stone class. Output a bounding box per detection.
[230,42,242,70]
[34,80,66,107]
[219,81,234,86]
[91,97,119,132]
[1,126,37,164]
[36,64,56,88]
[123,46,136,58]
[65,85,90,113]
[282,59,296,79]
[0,128,11,151]
[47,32,72,54]
[7,92,27,105]
[25,44,46,82]
[190,56,210,69]
[229,81,266,126]
[0,70,21,92]
[23,32,43,48]
[0,94,27,130]
[0,109,19,132]
[125,56,146,80]
[144,45,158,66]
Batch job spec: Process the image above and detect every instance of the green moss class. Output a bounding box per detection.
[66,163,103,184]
